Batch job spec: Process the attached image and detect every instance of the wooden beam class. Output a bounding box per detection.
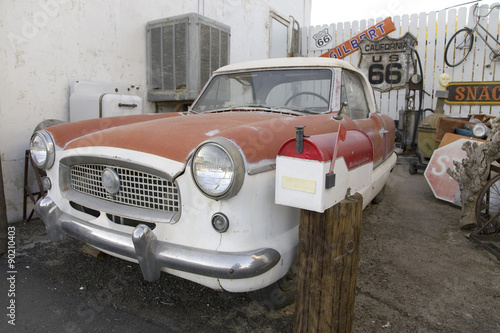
[294,193,363,333]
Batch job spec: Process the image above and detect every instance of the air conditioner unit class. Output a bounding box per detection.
[146,13,231,103]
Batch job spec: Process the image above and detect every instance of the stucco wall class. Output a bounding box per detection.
[0,0,311,222]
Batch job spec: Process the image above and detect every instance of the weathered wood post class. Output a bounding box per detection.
[275,125,370,331]
[294,192,363,333]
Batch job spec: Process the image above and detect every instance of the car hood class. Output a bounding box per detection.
[47,111,341,166]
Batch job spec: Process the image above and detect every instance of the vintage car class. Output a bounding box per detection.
[32,57,396,309]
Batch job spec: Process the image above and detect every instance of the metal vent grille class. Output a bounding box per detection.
[70,164,179,212]
[147,13,230,102]
[150,22,188,91]
[200,23,230,87]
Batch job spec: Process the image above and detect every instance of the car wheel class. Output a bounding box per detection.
[253,258,297,310]
[371,185,386,204]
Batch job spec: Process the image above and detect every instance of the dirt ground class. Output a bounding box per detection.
[1,161,500,332]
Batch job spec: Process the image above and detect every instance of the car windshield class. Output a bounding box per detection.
[191,68,333,114]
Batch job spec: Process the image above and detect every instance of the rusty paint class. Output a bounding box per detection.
[46,111,393,166]
[47,113,179,149]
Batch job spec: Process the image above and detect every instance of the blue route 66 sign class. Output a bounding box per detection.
[313,28,332,48]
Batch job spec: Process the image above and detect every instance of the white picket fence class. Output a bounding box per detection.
[302,3,500,120]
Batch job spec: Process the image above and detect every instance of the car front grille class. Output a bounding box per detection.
[70,164,180,212]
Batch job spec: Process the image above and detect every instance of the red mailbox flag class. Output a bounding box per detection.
[338,123,347,141]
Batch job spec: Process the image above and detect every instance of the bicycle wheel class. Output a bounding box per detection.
[489,50,500,62]
[445,28,474,67]
[475,173,500,232]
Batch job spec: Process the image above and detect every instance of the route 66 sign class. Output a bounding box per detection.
[313,28,332,48]
[358,32,417,91]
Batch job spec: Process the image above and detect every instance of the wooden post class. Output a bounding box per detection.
[0,157,8,255]
[294,193,363,333]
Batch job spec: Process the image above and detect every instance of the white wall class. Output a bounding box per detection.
[0,0,311,222]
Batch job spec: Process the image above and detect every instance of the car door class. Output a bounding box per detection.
[341,70,392,166]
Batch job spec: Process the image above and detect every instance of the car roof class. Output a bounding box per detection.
[214,57,362,74]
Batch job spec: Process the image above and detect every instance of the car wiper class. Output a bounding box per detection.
[232,105,319,115]
[229,104,272,110]
[197,105,271,114]
[232,105,309,116]
[273,106,319,115]
[198,107,237,113]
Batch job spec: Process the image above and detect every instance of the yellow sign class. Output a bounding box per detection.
[446,82,500,105]
[282,176,316,194]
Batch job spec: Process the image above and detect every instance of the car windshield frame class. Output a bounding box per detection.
[191,67,335,115]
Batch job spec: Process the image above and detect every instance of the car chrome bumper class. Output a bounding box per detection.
[35,196,281,282]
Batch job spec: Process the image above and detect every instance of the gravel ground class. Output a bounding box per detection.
[1,162,499,332]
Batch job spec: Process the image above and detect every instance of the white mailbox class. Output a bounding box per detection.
[275,128,374,213]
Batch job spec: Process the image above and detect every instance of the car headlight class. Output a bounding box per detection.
[30,130,55,169]
[191,138,245,199]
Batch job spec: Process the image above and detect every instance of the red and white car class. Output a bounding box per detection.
[32,57,396,309]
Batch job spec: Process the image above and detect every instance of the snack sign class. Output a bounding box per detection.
[320,17,395,59]
[446,82,500,105]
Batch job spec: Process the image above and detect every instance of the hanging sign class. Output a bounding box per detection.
[446,82,500,105]
[313,28,333,48]
[320,17,395,59]
[358,32,417,91]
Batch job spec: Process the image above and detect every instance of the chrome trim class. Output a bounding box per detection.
[247,163,276,175]
[191,137,245,200]
[59,156,181,224]
[35,196,281,281]
[211,212,229,233]
[192,67,336,114]
[70,164,179,211]
[60,156,177,182]
[102,168,121,195]
[30,130,56,170]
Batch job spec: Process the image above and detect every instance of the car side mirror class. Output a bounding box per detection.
[334,101,348,120]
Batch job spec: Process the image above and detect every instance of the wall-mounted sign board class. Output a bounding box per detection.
[358,32,417,91]
[446,82,500,105]
[320,17,395,59]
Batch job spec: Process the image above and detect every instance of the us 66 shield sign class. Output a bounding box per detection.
[358,32,417,91]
